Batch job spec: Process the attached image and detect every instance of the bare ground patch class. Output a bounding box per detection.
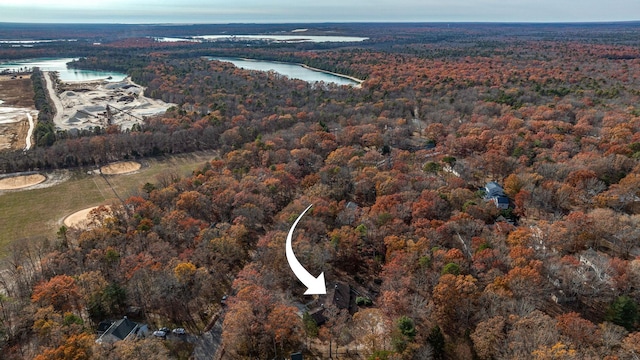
[53,77,174,131]
[63,205,112,228]
[0,75,37,151]
[100,161,141,175]
[0,75,35,108]
[0,171,71,194]
[0,120,26,151]
[0,174,46,190]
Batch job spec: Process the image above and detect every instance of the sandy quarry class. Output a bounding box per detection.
[45,72,173,131]
[0,174,46,190]
[100,161,141,175]
[64,205,112,228]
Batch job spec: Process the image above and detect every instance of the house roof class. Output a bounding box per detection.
[97,317,138,343]
[496,196,509,204]
[332,282,351,310]
[97,320,113,334]
[345,201,358,210]
[485,181,505,197]
[308,308,327,326]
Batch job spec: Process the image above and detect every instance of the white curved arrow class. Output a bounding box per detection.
[286,204,326,295]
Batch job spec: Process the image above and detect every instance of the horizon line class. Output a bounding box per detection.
[1,20,640,26]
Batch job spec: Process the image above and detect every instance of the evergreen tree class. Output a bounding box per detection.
[607,295,638,331]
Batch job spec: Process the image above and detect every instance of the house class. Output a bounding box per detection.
[304,281,357,326]
[308,307,327,326]
[484,181,510,210]
[96,320,113,336]
[484,181,504,198]
[96,316,140,343]
[332,282,352,311]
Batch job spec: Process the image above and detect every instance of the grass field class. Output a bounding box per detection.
[0,151,218,257]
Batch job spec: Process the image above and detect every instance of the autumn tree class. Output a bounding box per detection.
[471,316,506,360]
[34,333,93,360]
[502,311,558,359]
[353,308,390,356]
[31,275,80,313]
[266,304,304,358]
[433,274,478,335]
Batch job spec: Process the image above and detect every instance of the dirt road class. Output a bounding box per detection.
[24,112,33,150]
[43,72,64,124]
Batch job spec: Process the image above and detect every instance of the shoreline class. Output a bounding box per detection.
[299,64,364,85]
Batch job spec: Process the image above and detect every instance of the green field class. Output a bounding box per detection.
[0,151,217,257]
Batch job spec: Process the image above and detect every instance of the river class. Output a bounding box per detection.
[0,58,127,82]
[208,57,361,86]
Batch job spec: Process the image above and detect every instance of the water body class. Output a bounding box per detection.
[209,57,361,86]
[0,58,126,82]
[196,34,368,43]
[156,34,368,43]
[0,39,76,44]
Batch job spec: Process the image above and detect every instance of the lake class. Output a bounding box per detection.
[208,57,361,86]
[0,58,127,82]
[155,34,368,43]
[195,34,368,43]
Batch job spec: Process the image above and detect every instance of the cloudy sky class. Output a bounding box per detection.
[1,0,638,23]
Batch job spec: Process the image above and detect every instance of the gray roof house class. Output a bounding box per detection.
[96,317,140,343]
[484,181,510,210]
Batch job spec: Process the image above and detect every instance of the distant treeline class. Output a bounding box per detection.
[0,118,227,173]
[67,54,151,77]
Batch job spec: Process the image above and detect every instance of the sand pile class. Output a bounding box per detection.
[100,161,141,175]
[0,174,46,190]
[64,205,112,228]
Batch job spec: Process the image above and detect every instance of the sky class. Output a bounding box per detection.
[0,0,639,23]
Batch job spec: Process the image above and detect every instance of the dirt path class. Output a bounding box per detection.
[24,112,33,150]
[43,72,63,124]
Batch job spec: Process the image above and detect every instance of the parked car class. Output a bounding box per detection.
[172,328,186,335]
[152,330,167,339]
[221,295,228,305]
[159,327,171,333]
